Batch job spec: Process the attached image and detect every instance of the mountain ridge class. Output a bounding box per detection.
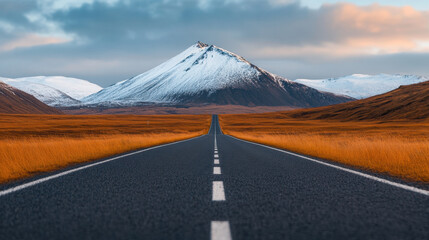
[83,42,352,107]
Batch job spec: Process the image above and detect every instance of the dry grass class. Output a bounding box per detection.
[0,114,211,138]
[0,114,211,183]
[220,114,429,183]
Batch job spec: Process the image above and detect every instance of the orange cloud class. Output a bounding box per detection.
[327,3,429,37]
[0,34,70,52]
[252,3,429,58]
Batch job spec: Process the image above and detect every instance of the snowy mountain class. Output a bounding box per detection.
[0,82,62,114]
[83,42,352,107]
[0,76,102,106]
[10,76,102,100]
[294,74,429,99]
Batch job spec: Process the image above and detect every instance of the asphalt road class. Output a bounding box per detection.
[1,115,428,240]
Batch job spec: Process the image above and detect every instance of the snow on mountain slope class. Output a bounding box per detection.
[1,78,80,106]
[83,42,352,107]
[294,74,429,99]
[13,76,102,100]
[0,82,62,114]
[0,76,102,106]
[84,42,260,103]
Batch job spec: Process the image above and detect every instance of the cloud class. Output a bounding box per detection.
[8,1,428,57]
[319,3,429,55]
[0,33,70,51]
[0,0,429,84]
[36,0,121,14]
[269,0,298,6]
[0,20,14,33]
[239,3,429,59]
[0,0,122,52]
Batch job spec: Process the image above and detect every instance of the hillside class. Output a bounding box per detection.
[287,80,429,120]
[0,82,62,114]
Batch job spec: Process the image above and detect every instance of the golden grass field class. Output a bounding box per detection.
[219,114,429,183]
[0,114,211,183]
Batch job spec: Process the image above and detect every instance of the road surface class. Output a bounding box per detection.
[1,115,428,239]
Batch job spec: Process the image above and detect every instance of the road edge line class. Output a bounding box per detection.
[0,134,206,197]
[226,135,429,197]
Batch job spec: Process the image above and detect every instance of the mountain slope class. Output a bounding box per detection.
[294,74,428,99]
[0,82,62,114]
[13,76,102,100]
[83,42,352,107]
[0,79,80,106]
[286,80,429,121]
[1,76,102,106]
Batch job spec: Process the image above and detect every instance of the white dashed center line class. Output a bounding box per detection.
[213,167,221,175]
[211,221,232,240]
[212,181,226,201]
[211,117,232,239]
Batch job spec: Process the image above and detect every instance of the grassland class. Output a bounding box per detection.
[0,114,211,183]
[220,114,429,183]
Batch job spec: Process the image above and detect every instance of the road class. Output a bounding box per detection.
[0,115,428,239]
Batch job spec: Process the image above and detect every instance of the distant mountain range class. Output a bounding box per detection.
[1,42,429,114]
[0,76,102,106]
[0,82,62,114]
[82,42,352,108]
[294,74,429,99]
[286,80,429,121]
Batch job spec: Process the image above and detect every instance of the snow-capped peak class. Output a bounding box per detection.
[199,42,253,66]
[196,41,209,48]
[83,42,263,104]
[82,42,351,107]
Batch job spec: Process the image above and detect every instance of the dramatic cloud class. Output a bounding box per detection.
[0,0,428,85]
[239,3,429,59]
[323,3,429,54]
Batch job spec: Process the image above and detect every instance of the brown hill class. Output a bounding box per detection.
[286,80,429,121]
[0,82,62,114]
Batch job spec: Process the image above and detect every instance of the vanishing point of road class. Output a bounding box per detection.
[1,115,428,239]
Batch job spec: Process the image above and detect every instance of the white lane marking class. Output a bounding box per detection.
[214,120,217,148]
[211,221,232,240]
[213,167,221,175]
[212,181,226,201]
[228,136,429,197]
[0,135,207,197]
[214,159,220,164]
[214,151,218,153]
[214,117,217,134]
[214,154,219,158]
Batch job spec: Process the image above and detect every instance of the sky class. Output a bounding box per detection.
[0,0,428,87]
